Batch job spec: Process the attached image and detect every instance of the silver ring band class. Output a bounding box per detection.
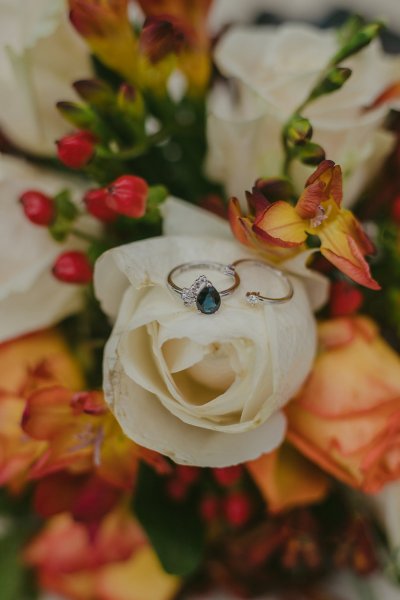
[167,261,240,314]
[231,258,294,305]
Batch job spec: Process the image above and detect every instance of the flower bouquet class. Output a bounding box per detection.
[1,1,400,599]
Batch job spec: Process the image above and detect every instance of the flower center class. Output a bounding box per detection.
[310,205,328,229]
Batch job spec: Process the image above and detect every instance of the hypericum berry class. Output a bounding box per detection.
[199,494,219,522]
[212,465,244,488]
[84,188,117,223]
[57,131,96,169]
[20,191,54,226]
[391,195,400,224]
[52,251,92,284]
[165,477,188,502]
[330,280,363,317]
[175,465,200,486]
[222,492,252,527]
[105,175,148,218]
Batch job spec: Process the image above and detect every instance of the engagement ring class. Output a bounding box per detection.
[167,261,240,314]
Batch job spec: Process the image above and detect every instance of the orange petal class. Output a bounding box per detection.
[96,546,181,600]
[321,242,380,290]
[22,386,73,440]
[247,444,330,514]
[254,202,307,246]
[296,180,325,219]
[366,81,400,110]
[228,197,252,246]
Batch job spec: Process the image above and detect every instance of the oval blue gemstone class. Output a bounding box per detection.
[196,285,221,314]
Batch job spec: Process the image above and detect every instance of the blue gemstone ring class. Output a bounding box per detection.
[167,261,240,314]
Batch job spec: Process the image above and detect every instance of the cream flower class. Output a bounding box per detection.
[0,154,95,342]
[94,198,327,467]
[0,0,91,155]
[206,22,400,206]
[372,481,400,561]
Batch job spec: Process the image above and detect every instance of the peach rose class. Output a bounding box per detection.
[286,317,400,493]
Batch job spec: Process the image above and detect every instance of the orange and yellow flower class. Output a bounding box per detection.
[24,508,180,600]
[230,161,379,289]
[69,0,138,83]
[286,317,400,493]
[0,329,83,491]
[247,444,330,514]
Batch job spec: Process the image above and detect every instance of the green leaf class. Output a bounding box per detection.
[337,14,366,46]
[331,21,384,65]
[133,462,204,576]
[147,185,168,207]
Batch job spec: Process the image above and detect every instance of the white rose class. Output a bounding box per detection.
[206,23,400,207]
[94,198,327,467]
[0,0,91,155]
[372,481,400,560]
[0,154,96,342]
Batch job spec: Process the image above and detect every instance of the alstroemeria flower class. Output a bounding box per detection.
[24,508,180,600]
[0,329,83,490]
[251,160,379,289]
[69,0,138,83]
[23,387,140,489]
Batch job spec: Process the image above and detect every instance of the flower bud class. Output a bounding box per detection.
[309,67,352,102]
[52,251,93,284]
[84,188,117,223]
[20,191,54,226]
[285,115,313,146]
[57,131,96,169]
[140,16,192,63]
[106,175,149,218]
[330,280,364,317]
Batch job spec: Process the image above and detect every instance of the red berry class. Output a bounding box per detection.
[166,478,188,502]
[52,251,92,284]
[222,492,252,527]
[199,495,219,522]
[175,465,200,485]
[20,191,54,226]
[392,195,400,224]
[212,465,243,487]
[105,175,148,218]
[330,280,363,317]
[57,131,95,169]
[84,188,117,223]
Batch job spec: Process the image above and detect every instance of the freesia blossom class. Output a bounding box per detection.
[286,317,400,493]
[69,0,138,83]
[24,509,180,600]
[231,160,379,289]
[0,0,91,155]
[0,155,97,342]
[94,198,328,467]
[0,329,83,491]
[206,22,400,206]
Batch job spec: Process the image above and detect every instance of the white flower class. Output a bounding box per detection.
[206,22,400,207]
[0,0,91,155]
[0,154,95,342]
[372,481,400,559]
[94,198,327,467]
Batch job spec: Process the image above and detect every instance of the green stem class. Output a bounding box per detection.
[96,128,170,161]
[70,228,99,244]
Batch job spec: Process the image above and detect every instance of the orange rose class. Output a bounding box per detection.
[286,317,400,493]
[0,329,83,490]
